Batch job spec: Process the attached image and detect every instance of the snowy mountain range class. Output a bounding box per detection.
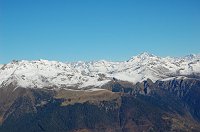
[0,52,200,89]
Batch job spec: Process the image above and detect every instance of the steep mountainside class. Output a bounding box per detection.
[0,53,200,132]
[0,78,200,132]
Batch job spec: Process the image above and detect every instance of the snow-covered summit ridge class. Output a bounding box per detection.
[0,52,200,89]
[129,52,156,60]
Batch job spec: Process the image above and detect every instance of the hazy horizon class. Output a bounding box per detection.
[1,51,200,64]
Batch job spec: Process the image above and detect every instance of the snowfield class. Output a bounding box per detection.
[0,52,200,89]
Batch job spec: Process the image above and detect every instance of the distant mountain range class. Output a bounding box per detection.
[0,52,200,132]
[0,52,200,89]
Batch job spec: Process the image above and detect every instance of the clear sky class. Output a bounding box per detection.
[0,0,200,63]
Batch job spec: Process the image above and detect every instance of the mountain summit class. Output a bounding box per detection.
[137,52,156,58]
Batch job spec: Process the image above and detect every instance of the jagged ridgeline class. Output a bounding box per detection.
[0,52,200,89]
[0,53,200,132]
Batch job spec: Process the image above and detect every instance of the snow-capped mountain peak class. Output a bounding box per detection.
[137,52,156,58]
[182,54,200,61]
[0,53,200,89]
[128,52,158,62]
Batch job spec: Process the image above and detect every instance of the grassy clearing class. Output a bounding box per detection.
[55,89,121,106]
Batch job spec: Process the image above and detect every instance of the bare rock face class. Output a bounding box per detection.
[0,77,200,132]
[155,78,200,122]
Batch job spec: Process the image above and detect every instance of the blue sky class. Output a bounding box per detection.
[0,0,200,63]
